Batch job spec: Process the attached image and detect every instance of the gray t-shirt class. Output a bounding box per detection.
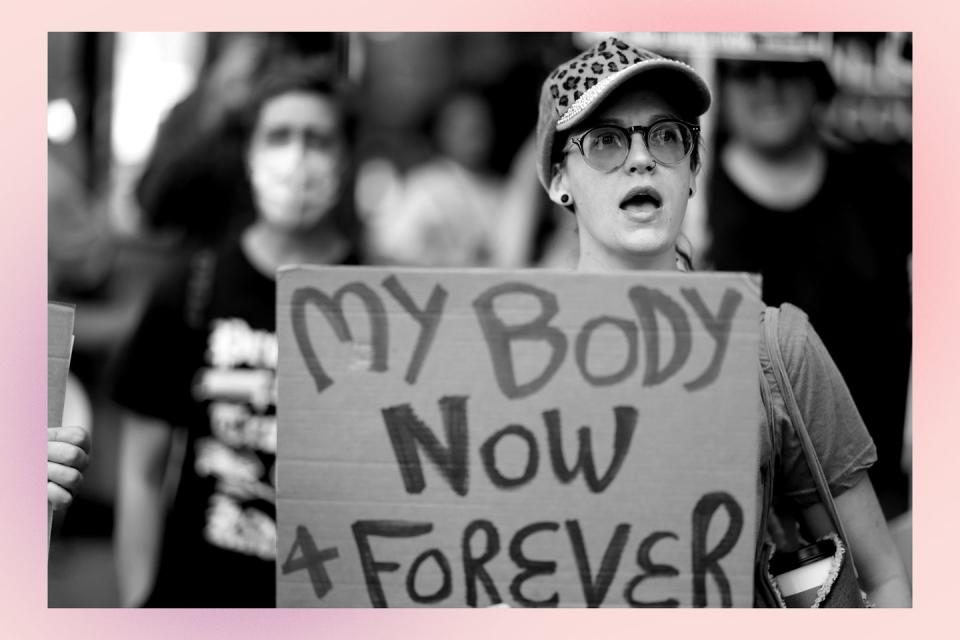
[758,303,878,511]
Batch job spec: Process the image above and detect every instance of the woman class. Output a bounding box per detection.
[534,36,910,607]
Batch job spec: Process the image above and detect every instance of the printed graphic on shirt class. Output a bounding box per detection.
[193,318,278,559]
[205,494,276,560]
[209,403,277,453]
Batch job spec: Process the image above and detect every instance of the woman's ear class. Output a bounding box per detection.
[547,163,571,207]
[687,170,698,199]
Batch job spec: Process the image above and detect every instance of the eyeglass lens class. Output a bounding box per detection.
[582,122,692,171]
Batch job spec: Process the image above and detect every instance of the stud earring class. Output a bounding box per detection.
[688,188,694,197]
[561,194,570,204]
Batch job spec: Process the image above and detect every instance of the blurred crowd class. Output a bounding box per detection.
[47,32,912,606]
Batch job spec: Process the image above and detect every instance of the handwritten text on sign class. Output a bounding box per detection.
[277,268,762,607]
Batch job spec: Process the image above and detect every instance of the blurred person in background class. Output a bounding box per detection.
[111,60,363,607]
[48,146,115,553]
[355,33,575,270]
[367,88,508,266]
[49,153,116,300]
[704,56,912,519]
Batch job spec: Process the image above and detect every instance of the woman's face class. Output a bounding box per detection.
[247,91,347,232]
[550,87,698,271]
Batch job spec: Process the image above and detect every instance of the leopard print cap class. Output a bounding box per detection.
[536,36,711,188]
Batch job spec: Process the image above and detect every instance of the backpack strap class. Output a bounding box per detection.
[754,328,781,607]
[762,306,858,577]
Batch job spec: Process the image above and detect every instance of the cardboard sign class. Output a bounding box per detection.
[276,268,762,608]
[48,301,75,542]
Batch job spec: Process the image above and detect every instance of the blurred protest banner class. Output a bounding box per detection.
[277,267,762,607]
[48,302,75,544]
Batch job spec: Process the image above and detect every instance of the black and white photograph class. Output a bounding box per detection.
[47,31,912,608]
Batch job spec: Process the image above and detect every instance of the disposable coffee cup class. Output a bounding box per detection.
[771,540,835,607]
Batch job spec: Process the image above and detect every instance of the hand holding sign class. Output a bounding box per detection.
[48,302,76,544]
[47,426,91,510]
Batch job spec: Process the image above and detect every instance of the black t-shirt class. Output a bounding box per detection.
[706,149,911,483]
[113,241,356,607]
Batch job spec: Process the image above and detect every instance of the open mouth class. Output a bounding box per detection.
[619,187,663,214]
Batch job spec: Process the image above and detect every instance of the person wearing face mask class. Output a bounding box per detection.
[536,36,909,606]
[111,60,361,607]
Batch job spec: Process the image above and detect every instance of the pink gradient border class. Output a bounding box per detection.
[6,1,954,637]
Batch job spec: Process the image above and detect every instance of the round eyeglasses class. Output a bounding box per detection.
[566,119,699,172]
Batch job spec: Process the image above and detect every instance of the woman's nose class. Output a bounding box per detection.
[624,132,656,173]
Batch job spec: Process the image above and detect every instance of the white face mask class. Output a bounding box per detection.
[249,142,342,231]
